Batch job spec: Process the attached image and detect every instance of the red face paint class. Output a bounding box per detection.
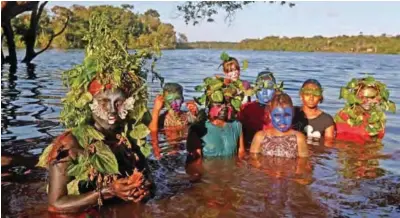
[209,104,233,120]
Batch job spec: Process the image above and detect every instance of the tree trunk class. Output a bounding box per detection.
[2,20,17,65]
[22,3,40,63]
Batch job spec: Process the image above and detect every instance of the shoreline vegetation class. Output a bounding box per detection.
[176,35,400,55]
[4,5,399,55]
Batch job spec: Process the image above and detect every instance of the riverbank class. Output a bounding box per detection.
[176,35,400,55]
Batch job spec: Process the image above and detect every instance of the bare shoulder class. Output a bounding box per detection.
[48,131,83,164]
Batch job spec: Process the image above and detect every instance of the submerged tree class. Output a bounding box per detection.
[1,1,69,65]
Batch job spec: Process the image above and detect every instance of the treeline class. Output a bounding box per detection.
[10,4,188,50]
[179,35,400,54]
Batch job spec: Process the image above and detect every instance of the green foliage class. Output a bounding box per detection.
[177,1,294,26]
[10,5,178,50]
[336,76,396,137]
[220,51,230,61]
[36,144,54,168]
[194,76,246,111]
[90,141,119,174]
[178,35,400,54]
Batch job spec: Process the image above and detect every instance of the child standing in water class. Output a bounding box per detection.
[293,79,335,146]
[149,83,198,159]
[250,93,309,158]
[238,70,282,148]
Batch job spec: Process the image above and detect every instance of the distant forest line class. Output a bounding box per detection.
[177,35,400,54]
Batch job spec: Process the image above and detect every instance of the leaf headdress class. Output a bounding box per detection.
[335,76,396,136]
[194,76,246,112]
[37,12,156,195]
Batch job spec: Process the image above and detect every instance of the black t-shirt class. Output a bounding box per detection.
[292,106,335,143]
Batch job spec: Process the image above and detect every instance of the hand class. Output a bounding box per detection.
[186,101,198,115]
[108,177,142,201]
[238,148,246,160]
[153,95,164,112]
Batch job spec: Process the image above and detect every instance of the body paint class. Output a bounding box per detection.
[256,88,275,105]
[209,104,232,121]
[164,93,183,112]
[89,90,126,125]
[271,107,293,132]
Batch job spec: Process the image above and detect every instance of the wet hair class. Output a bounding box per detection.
[301,79,324,103]
[270,93,294,109]
[163,83,183,96]
[222,57,240,73]
[256,71,276,84]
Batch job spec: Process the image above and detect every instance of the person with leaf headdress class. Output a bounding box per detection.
[36,13,155,213]
[237,70,284,148]
[218,51,251,102]
[149,83,199,159]
[334,76,396,144]
[187,76,246,160]
[292,79,335,146]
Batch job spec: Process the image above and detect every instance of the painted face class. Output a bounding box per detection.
[270,106,293,132]
[209,103,232,121]
[226,68,240,81]
[300,83,323,109]
[358,86,380,111]
[256,80,276,104]
[164,92,183,113]
[89,89,127,128]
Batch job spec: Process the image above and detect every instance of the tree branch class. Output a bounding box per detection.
[36,1,48,23]
[34,16,69,57]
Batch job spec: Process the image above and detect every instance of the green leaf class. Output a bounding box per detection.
[67,155,89,178]
[67,179,81,195]
[140,143,152,158]
[339,87,349,99]
[220,51,230,61]
[211,90,223,103]
[76,92,93,109]
[347,78,358,89]
[368,112,380,123]
[86,126,105,141]
[194,95,207,105]
[387,101,396,113]
[208,79,223,91]
[231,98,242,111]
[36,144,54,168]
[195,85,205,92]
[90,141,119,174]
[130,123,150,139]
[242,60,248,71]
[203,77,214,85]
[381,89,389,101]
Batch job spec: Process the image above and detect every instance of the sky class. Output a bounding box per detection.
[46,1,400,42]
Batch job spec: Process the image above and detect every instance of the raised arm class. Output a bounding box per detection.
[148,95,165,159]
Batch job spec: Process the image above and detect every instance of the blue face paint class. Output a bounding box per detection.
[256,88,275,105]
[271,106,293,132]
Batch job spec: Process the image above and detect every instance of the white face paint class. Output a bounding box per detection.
[89,89,126,127]
[118,97,135,120]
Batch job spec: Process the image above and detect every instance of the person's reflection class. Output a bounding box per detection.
[336,141,385,179]
[247,154,328,216]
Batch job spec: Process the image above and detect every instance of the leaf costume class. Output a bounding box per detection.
[334,76,396,143]
[37,12,156,199]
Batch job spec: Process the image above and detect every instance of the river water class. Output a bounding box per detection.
[1,49,400,217]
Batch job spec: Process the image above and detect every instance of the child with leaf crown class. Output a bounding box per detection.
[334,76,396,144]
[148,82,199,159]
[36,13,155,213]
[237,70,284,148]
[187,76,246,160]
[292,79,335,146]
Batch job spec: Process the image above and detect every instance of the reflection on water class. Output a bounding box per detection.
[2,50,400,217]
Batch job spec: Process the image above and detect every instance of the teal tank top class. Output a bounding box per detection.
[201,120,242,157]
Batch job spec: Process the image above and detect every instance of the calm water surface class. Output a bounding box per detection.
[1,49,400,217]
